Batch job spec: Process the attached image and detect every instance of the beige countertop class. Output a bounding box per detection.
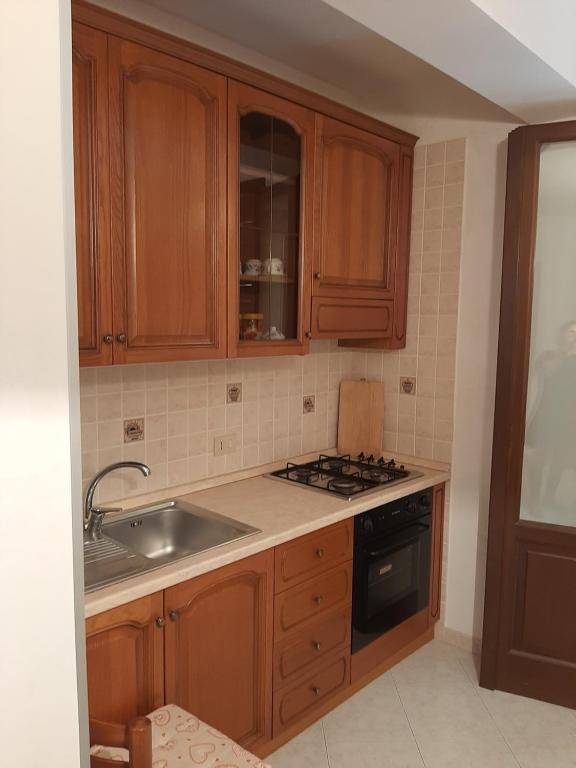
[85,459,450,618]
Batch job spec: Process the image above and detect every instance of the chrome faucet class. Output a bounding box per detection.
[84,461,151,538]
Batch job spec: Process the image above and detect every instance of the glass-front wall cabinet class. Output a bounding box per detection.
[229,82,313,355]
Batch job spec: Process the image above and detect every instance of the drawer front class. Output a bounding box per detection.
[274,605,351,689]
[275,520,353,593]
[274,562,352,640]
[311,297,394,339]
[273,650,350,735]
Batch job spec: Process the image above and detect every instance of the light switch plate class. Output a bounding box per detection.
[124,418,144,442]
[227,382,242,403]
[303,395,315,413]
[214,433,237,456]
[400,377,416,395]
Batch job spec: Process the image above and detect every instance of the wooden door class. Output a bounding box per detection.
[72,23,113,366]
[481,122,576,709]
[108,38,227,363]
[313,116,400,300]
[85,593,165,724]
[164,551,274,749]
[227,81,314,357]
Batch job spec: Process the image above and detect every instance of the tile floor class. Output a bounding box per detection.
[268,639,576,768]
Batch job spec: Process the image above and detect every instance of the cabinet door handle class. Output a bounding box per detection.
[314,272,322,279]
[313,595,323,606]
[155,616,166,628]
[311,686,321,696]
[116,333,126,343]
[305,331,312,339]
[169,610,179,622]
[102,334,113,344]
[315,548,324,558]
[313,641,322,651]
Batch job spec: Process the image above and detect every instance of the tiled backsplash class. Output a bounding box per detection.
[80,140,464,505]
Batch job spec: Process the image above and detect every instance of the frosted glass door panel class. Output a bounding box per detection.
[521,141,576,527]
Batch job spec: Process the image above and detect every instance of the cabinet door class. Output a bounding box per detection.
[85,593,165,724]
[108,38,227,363]
[164,551,274,749]
[228,81,314,357]
[72,23,113,366]
[313,115,401,301]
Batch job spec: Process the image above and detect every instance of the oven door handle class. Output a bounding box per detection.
[366,523,430,559]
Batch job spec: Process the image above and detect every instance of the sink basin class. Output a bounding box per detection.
[84,500,260,593]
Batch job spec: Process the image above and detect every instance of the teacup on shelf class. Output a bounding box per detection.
[244,259,263,275]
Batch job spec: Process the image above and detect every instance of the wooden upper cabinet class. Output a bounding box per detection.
[227,81,314,357]
[72,23,113,366]
[312,116,413,344]
[108,38,227,363]
[164,550,274,750]
[85,592,165,724]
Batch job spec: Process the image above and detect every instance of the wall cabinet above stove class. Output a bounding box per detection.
[72,3,417,366]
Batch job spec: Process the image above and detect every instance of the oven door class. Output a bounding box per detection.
[352,514,431,652]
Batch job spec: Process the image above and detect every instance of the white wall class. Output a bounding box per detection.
[0,1,87,765]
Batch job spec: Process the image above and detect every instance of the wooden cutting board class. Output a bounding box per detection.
[337,380,385,458]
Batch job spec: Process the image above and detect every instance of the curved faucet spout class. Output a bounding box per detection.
[84,461,151,535]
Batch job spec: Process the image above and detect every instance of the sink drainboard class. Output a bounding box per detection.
[84,536,134,564]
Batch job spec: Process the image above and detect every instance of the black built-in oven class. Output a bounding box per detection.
[352,488,433,653]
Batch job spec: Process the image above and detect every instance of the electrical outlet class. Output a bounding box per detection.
[214,433,237,456]
[303,395,315,414]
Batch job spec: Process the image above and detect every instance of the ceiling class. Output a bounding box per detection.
[137,0,518,125]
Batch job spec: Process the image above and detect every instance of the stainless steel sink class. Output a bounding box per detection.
[84,500,260,593]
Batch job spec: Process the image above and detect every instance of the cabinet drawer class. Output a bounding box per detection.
[273,605,351,689]
[274,562,352,640]
[275,520,352,592]
[311,297,394,339]
[273,649,350,735]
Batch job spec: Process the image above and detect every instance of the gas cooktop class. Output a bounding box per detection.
[269,454,422,500]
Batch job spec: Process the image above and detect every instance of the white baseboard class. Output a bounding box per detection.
[435,623,482,655]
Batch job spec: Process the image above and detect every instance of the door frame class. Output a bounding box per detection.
[481,121,576,706]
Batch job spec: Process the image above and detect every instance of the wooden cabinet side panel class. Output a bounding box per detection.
[108,37,227,363]
[85,593,165,724]
[72,23,113,366]
[429,483,446,623]
[164,550,274,749]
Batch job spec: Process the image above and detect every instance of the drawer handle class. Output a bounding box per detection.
[169,610,179,622]
[315,548,325,558]
[313,641,322,651]
[314,595,323,606]
[312,686,321,696]
[155,617,166,628]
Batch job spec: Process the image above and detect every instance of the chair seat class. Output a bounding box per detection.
[90,703,271,767]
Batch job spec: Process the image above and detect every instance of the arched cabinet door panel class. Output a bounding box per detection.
[85,593,165,725]
[164,551,274,750]
[227,81,314,357]
[108,38,227,363]
[72,23,113,366]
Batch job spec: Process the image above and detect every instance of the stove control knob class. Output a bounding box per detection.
[419,494,431,509]
[400,464,405,470]
[407,501,417,515]
[367,454,374,463]
[358,452,365,461]
[363,518,374,535]
[377,456,385,465]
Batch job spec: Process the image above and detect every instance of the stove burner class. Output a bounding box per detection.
[324,458,348,472]
[328,476,362,493]
[362,468,394,484]
[289,467,319,483]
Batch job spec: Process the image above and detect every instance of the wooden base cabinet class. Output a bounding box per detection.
[164,551,274,750]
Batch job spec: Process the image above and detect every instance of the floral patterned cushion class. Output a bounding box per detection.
[90,703,270,767]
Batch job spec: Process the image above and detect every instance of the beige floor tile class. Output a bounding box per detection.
[327,739,425,768]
